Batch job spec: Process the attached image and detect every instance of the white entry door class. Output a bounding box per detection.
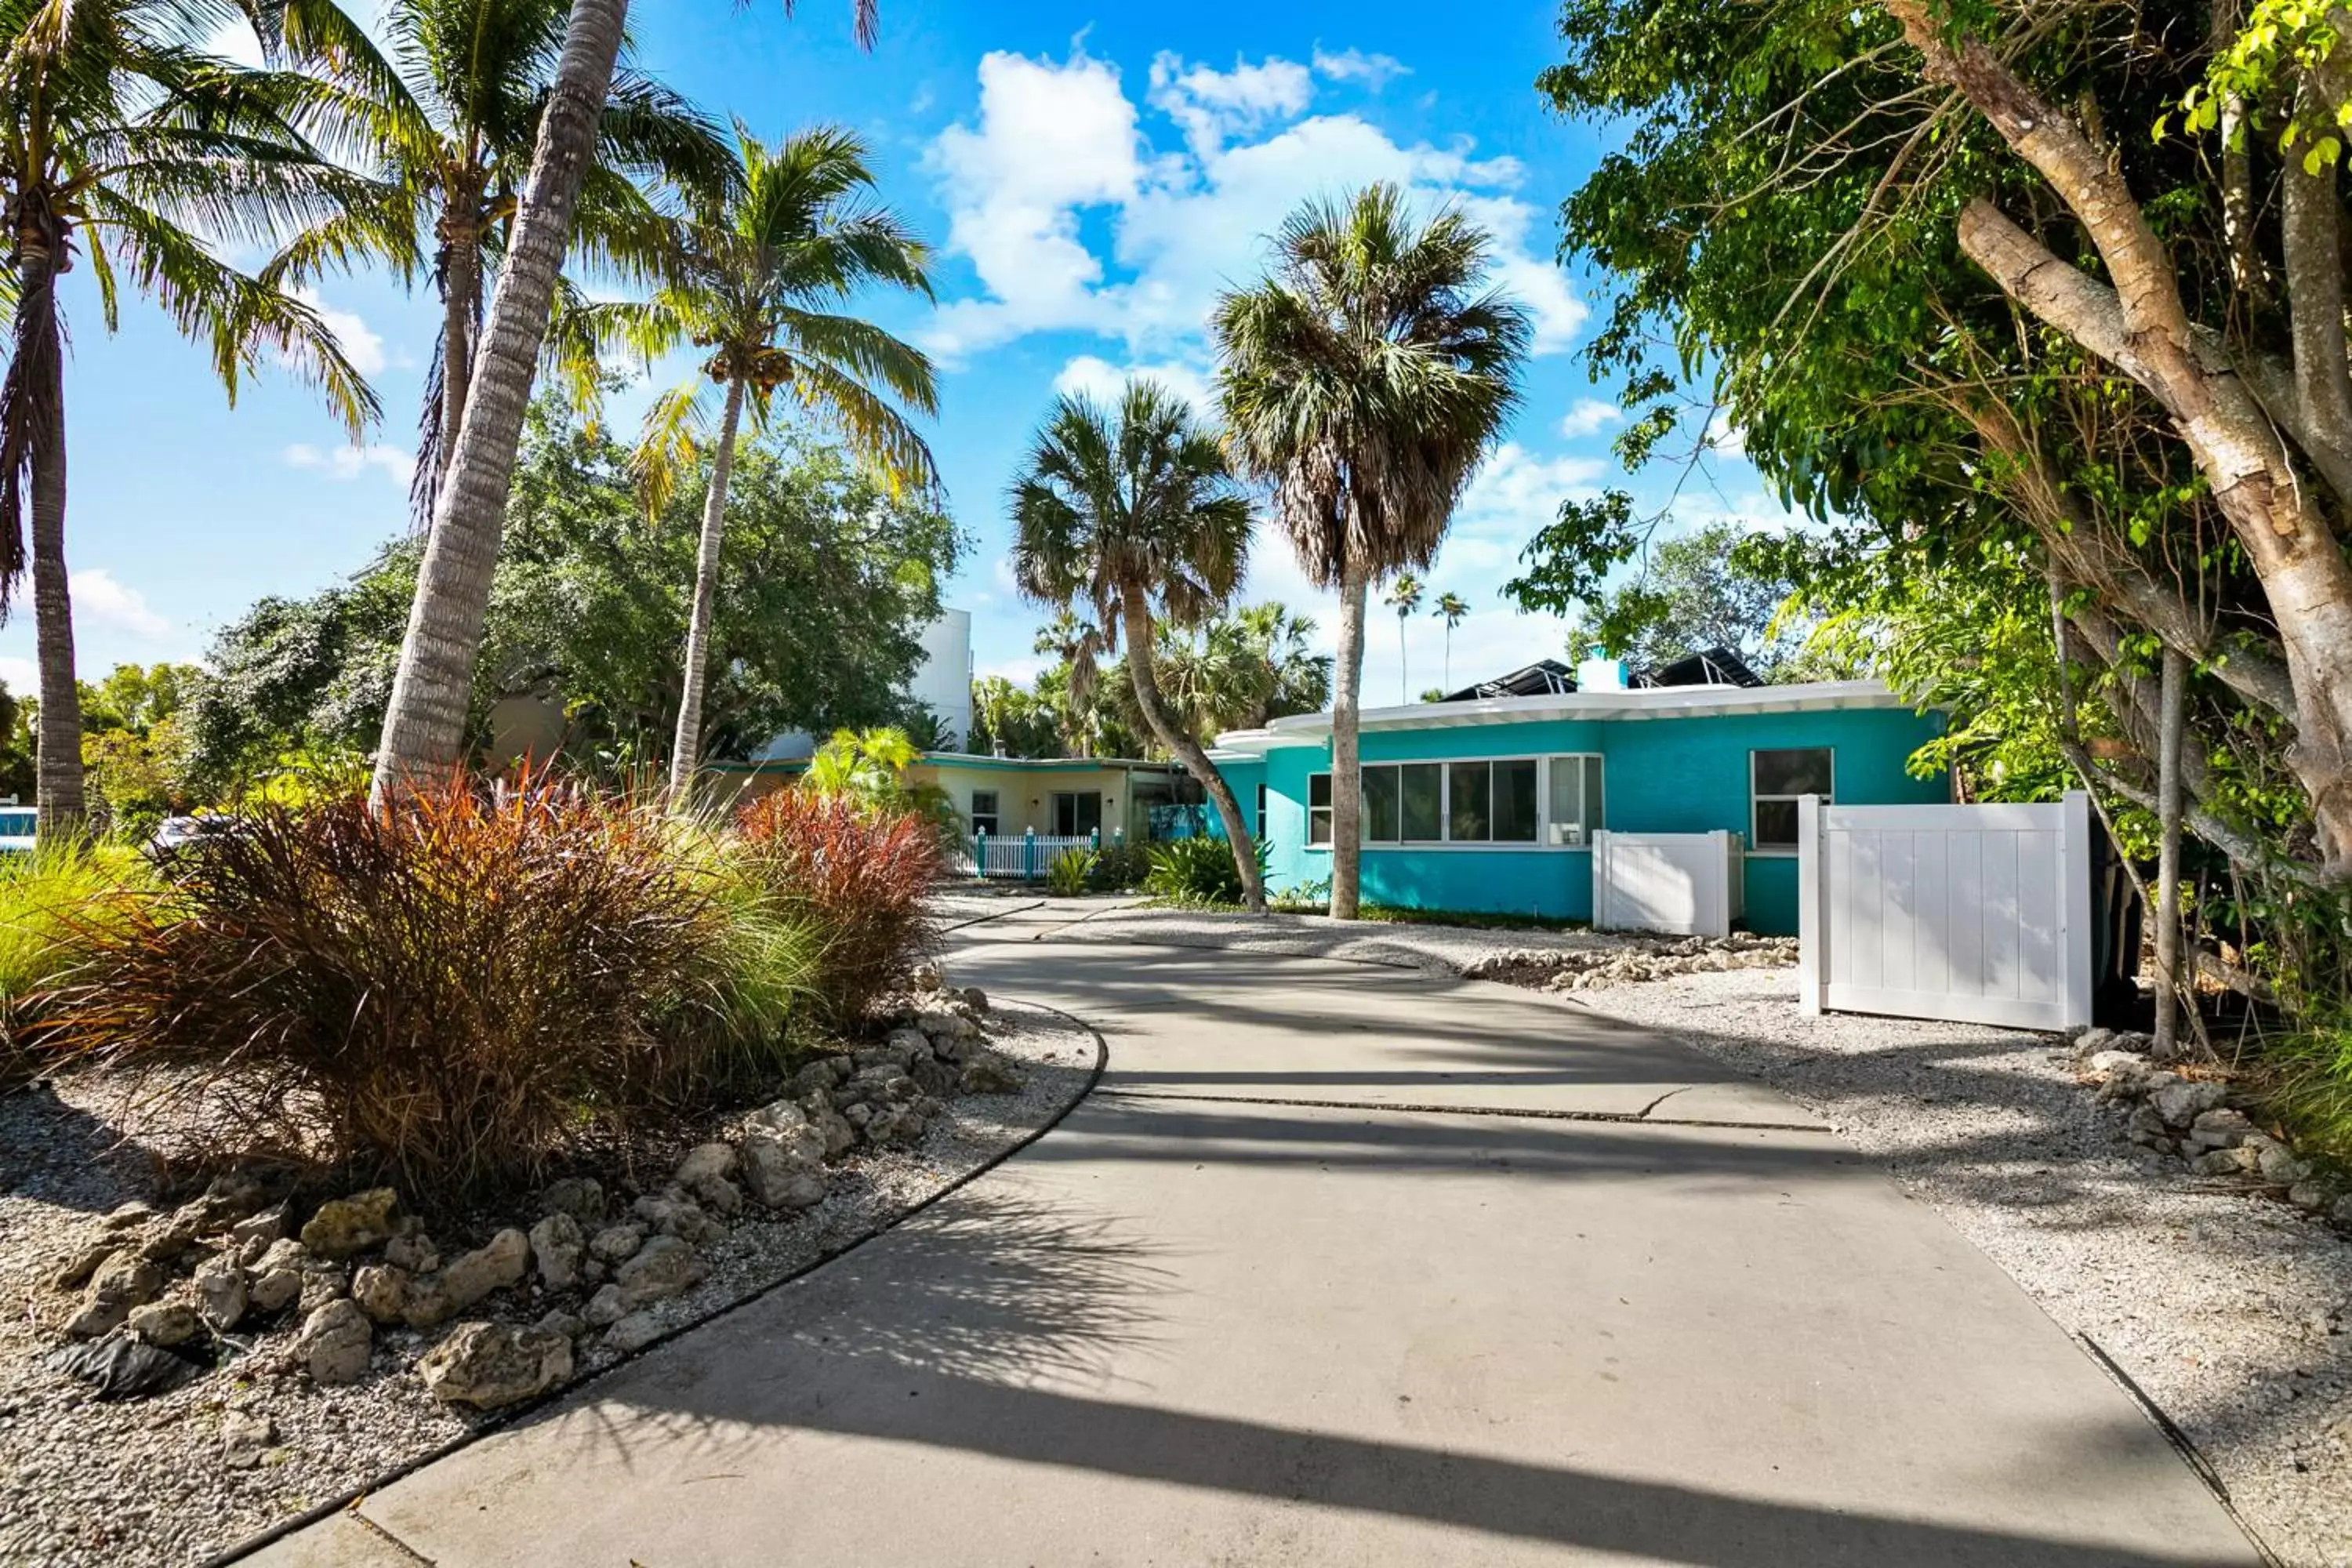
[1797,793,2093,1031]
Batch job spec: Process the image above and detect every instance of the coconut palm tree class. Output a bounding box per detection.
[370,0,883,805]
[1434,590,1468,688]
[1011,381,1266,912]
[268,0,735,523]
[1214,184,1530,919]
[1385,571,1422,703]
[1031,608,1104,757]
[576,125,936,797]
[0,0,388,833]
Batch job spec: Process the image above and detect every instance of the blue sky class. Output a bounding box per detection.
[0,0,1776,710]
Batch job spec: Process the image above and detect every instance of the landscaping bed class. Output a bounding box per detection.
[0,985,1098,1568]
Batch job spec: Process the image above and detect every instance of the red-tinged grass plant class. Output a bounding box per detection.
[735,787,944,1025]
[49,769,747,1200]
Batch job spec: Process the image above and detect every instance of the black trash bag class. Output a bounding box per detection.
[45,1335,209,1400]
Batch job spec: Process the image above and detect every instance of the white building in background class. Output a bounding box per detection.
[747,606,970,762]
[909,608,972,750]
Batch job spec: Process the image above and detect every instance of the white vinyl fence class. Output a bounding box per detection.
[1797,793,2092,1030]
[960,830,1101,880]
[1591,829,1745,938]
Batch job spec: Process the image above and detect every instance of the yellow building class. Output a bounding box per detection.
[706,751,1192,845]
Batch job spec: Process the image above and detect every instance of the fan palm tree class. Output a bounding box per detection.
[1032,607,1103,757]
[1214,184,1530,919]
[370,0,882,805]
[1011,381,1266,912]
[575,125,936,797]
[1385,570,1422,703]
[269,0,735,522]
[0,0,388,833]
[1434,590,1468,688]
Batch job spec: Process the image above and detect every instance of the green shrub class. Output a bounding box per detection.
[52,772,743,1200]
[1143,835,1265,906]
[735,788,943,1025]
[0,842,154,1084]
[2255,1019,2352,1167]
[1046,847,1098,896]
[1087,841,1151,891]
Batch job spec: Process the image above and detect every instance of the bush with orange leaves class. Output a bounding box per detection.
[51,771,747,1199]
[734,787,944,1026]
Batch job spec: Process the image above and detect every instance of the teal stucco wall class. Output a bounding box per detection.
[1214,702,1947,934]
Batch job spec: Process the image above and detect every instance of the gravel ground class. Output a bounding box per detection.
[0,1002,1098,1568]
[1044,904,2352,1567]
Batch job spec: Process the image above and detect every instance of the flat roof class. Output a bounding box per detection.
[1207,680,1914,758]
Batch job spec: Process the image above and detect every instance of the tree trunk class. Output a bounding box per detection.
[1120,593,1265,913]
[1397,612,1409,704]
[436,224,481,489]
[1890,0,2352,873]
[2154,647,2187,1056]
[668,375,743,800]
[369,0,627,805]
[1329,561,1369,920]
[20,254,81,835]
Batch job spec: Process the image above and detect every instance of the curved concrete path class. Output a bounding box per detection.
[250,918,2263,1567]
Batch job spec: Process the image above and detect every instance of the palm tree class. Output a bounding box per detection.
[0,0,387,833]
[1011,381,1267,912]
[578,125,935,797]
[1031,608,1103,757]
[269,0,735,522]
[369,0,883,804]
[1214,184,1530,919]
[1434,590,1468,688]
[1385,571,1422,703]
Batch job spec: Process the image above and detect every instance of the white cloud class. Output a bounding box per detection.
[1051,353,1217,413]
[72,569,170,640]
[924,49,1145,353]
[285,441,416,485]
[289,289,388,377]
[1559,398,1624,438]
[1702,407,1748,458]
[1312,47,1410,89]
[0,656,35,694]
[922,46,1584,361]
[1148,52,1315,158]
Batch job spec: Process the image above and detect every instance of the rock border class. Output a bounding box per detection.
[199,996,1105,1567]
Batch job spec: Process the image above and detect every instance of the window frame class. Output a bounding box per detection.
[1306,772,1333,845]
[1749,747,1833,855]
[968,789,1000,838]
[1305,751,1602,851]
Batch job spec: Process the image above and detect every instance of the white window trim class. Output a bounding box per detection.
[1750,747,1833,856]
[1302,753,1603,851]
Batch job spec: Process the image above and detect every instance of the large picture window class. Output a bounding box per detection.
[1751,747,1832,851]
[1305,754,1596,848]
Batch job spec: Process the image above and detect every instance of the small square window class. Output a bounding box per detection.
[969,789,1000,837]
[1751,748,1832,851]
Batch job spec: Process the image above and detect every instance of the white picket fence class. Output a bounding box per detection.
[1797,793,2092,1030]
[959,831,1101,880]
[1591,829,1746,937]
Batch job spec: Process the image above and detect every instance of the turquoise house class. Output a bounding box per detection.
[1204,670,1946,935]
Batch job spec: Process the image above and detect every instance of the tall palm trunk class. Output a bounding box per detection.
[436,221,481,488]
[668,375,744,799]
[1329,560,1368,919]
[1120,593,1265,913]
[1396,611,1409,703]
[18,245,82,833]
[371,0,628,804]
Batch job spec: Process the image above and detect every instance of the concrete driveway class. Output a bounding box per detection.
[249,920,2263,1566]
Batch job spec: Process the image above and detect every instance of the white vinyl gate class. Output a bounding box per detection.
[1796,792,2093,1031]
